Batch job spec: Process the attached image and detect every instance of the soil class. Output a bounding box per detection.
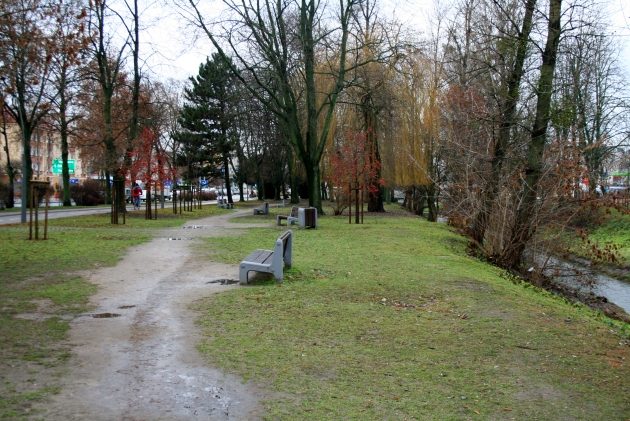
[36,210,270,420]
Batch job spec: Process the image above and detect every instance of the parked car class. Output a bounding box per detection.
[608,185,628,193]
[141,189,173,202]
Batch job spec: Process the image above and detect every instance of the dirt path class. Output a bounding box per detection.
[42,210,268,420]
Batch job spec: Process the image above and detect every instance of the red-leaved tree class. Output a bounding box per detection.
[130,127,173,202]
[328,130,383,216]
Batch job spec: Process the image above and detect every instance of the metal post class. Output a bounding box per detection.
[29,185,33,239]
[35,187,39,239]
[44,190,49,239]
[355,184,360,225]
[361,187,364,224]
[153,183,157,219]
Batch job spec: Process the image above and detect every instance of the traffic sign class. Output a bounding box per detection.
[52,159,75,174]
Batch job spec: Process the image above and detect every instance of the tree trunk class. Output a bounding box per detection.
[59,76,72,207]
[223,154,233,204]
[305,162,323,212]
[20,125,33,222]
[415,186,426,216]
[499,0,562,269]
[470,0,537,245]
[2,121,16,208]
[125,0,141,174]
[426,182,438,222]
[363,94,384,212]
[288,152,300,204]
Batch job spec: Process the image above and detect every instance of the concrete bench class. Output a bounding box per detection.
[253,201,269,215]
[276,206,299,226]
[239,230,292,284]
[217,198,234,209]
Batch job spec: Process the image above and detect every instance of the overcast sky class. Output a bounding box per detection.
[133,0,630,83]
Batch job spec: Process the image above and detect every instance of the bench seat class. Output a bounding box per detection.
[253,202,269,215]
[243,249,273,265]
[276,206,299,226]
[239,230,292,284]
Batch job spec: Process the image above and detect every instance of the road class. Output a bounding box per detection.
[0,198,256,226]
[0,206,120,225]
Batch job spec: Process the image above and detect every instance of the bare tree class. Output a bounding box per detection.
[468,0,537,244]
[0,0,58,222]
[49,0,89,206]
[87,0,127,204]
[184,0,359,212]
[554,16,629,193]
[499,0,563,268]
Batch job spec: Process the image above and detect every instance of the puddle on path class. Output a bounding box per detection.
[91,312,121,318]
[206,279,239,285]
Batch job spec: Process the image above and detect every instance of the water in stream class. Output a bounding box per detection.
[538,255,630,313]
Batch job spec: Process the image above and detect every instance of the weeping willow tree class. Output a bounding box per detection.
[381,49,439,219]
[319,0,404,213]
[322,55,394,212]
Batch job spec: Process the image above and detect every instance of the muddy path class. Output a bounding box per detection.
[40,210,269,420]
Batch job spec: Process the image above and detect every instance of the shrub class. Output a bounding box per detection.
[70,180,105,206]
[0,182,9,207]
[200,191,217,201]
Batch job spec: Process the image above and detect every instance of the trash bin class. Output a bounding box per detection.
[298,207,317,228]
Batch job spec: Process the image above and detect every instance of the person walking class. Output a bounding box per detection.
[132,183,142,210]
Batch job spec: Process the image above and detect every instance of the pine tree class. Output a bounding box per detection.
[175,54,239,201]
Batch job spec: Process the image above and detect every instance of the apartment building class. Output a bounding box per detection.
[1,115,89,198]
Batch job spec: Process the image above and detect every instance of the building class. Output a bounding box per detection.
[1,113,90,200]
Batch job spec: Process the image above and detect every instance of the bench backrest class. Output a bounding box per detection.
[274,229,292,268]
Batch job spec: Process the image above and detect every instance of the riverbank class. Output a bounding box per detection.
[535,253,630,323]
[531,208,630,322]
[548,255,630,323]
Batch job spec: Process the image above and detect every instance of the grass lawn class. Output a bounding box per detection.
[1,202,628,419]
[552,208,630,281]
[587,210,630,265]
[0,204,229,418]
[197,207,630,420]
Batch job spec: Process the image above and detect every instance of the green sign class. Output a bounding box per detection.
[52,159,75,174]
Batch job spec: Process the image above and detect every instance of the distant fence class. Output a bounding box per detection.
[609,191,630,209]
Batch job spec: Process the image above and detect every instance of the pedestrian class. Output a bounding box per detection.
[132,183,142,210]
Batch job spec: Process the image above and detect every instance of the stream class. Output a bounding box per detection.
[537,255,630,314]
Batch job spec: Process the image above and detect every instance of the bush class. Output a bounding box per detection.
[70,180,105,206]
[0,182,9,207]
[201,191,217,201]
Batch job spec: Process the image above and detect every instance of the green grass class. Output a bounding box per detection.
[552,208,630,281]
[588,210,630,264]
[0,204,230,418]
[196,213,630,420]
[2,203,628,419]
